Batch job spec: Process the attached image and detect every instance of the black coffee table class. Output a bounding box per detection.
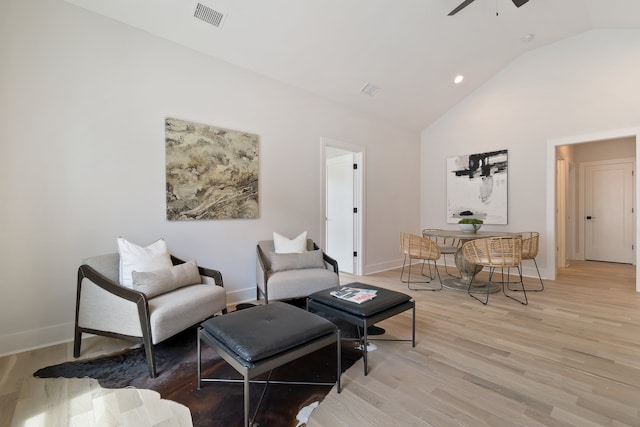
[307,283,415,375]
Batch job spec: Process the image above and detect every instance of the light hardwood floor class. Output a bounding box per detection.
[0,328,192,427]
[1,261,638,426]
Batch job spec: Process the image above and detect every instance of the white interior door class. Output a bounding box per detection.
[584,161,634,263]
[326,151,355,274]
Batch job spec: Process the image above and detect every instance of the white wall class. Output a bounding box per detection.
[572,137,635,164]
[421,29,640,281]
[0,0,420,355]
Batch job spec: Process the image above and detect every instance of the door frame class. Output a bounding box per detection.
[321,137,365,276]
[546,127,640,292]
[556,158,568,268]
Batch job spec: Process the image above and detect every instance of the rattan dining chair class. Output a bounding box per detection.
[462,236,527,305]
[400,232,442,291]
[507,231,544,292]
[422,229,461,278]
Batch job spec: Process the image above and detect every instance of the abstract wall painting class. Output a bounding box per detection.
[165,118,259,220]
[446,149,508,224]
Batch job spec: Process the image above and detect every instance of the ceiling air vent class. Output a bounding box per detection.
[193,2,226,28]
[360,83,381,97]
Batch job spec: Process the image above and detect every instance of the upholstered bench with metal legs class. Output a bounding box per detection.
[197,302,341,427]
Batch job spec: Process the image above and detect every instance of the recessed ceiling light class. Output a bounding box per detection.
[454,75,464,84]
[521,33,534,43]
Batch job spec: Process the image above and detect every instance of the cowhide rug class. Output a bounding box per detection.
[35,303,363,427]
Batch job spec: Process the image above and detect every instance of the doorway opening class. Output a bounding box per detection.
[581,158,634,263]
[549,130,638,291]
[321,138,364,276]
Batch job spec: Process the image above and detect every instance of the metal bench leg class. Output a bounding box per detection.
[336,329,342,393]
[363,321,369,376]
[412,301,416,347]
[197,328,202,390]
[244,374,250,427]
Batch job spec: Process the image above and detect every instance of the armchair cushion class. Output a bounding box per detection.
[117,237,172,287]
[264,268,340,301]
[149,283,227,343]
[273,231,307,253]
[132,259,201,298]
[269,249,325,272]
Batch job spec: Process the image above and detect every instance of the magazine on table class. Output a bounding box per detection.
[330,287,377,304]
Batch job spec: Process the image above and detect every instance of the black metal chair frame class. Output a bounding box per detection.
[463,237,528,306]
[401,256,443,291]
[74,255,226,378]
[400,233,443,291]
[507,232,544,292]
[506,257,544,292]
[422,230,461,279]
[468,266,528,306]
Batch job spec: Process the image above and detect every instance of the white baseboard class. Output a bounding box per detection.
[0,322,74,358]
[364,259,404,275]
[225,287,260,305]
[363,258,547,282]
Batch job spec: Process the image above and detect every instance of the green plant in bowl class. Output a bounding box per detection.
[458,218,483,233]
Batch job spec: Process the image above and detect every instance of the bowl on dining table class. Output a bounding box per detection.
[458,223,482,233]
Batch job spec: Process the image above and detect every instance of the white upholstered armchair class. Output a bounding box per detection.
[74,252,227,378]
[256,239,339,303]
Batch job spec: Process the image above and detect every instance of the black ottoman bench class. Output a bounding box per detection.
[197,301,341,427]
[307,283,415,375]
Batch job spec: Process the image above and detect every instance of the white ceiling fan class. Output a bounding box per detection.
[448,0,530,16]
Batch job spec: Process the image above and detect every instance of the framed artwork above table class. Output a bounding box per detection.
[447,149,508,225]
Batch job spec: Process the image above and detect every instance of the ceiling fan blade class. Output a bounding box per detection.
[512,0,530,7]
[448,0,476,16]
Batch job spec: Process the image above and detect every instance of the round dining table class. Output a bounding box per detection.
[422,229,520,292]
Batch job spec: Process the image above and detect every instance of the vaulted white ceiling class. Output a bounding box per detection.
[65,0,640,131]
